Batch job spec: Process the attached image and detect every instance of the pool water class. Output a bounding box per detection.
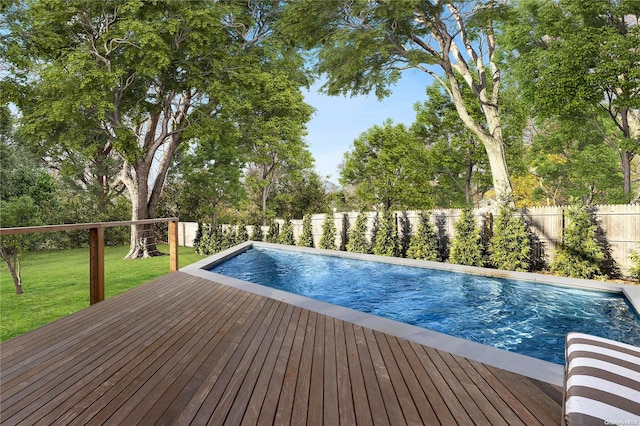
[209,247,640,364]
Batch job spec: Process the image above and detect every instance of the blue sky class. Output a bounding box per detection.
[302,69,432,184]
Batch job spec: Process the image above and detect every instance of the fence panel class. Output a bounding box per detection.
[180,204,639,276]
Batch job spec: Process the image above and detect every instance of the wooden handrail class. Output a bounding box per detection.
[0,217,179,236]
[0,218,180,305]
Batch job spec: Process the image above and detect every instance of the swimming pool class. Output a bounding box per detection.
[208,246,640,365]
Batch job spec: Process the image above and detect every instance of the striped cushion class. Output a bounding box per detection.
[564,332,640,425]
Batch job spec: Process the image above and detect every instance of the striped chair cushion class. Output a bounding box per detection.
[564,332,640,425]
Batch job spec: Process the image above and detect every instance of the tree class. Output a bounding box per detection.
[551,203,605,279]
[449,208,485,267]
[406,212,439,261]
[281,0,516,201]
[318,214,337,250]
[277,219,295,245]
[242,70,315,226]
[174,117,247,228]
[346,211,370,254]
[0,130,57,293]
[235,223,249,246]
[372,209,399,257]
[250,223,264,242]
[297,214,314,248]
[412,85,491,207]
[340,120,432,210]
[502,0,640,198]
[266,220,279,243]
[488,204,531,271]
[274,170,330,220]
[3,0,299,258]
[525,118,626,205]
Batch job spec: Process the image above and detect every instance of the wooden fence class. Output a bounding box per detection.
[179,204,640,275]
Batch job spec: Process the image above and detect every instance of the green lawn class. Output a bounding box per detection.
[0,245,204,342]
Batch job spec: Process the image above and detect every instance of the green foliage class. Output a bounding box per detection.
[406,212,439,261]
[274,171,330,219]
[266,220,279,243]
[277,219,295,245]
[346,211,370,254]
[398,213,412,258]
[318,214,337,250]
[193,223,204,253]
[524,117,627,205]
[235,223,249,245]
[340,120,432,210]
[488,205,532,271]
[250,223,264,242]
[297,214,314,248]
[280,0,516,201]
[175,116,246,224]
[449,209,485,267]
[372,210,399,257]
[195,225,210,255]
[242,69,315,225]
[4,0,310,256]
[221,227,235,250]
[551,204,605,279]
[501,0,640,197]
[629,247,640,281]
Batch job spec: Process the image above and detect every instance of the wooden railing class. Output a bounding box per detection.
[0,218,179,304]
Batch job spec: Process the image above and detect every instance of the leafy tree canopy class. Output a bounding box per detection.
[340,120,432,211]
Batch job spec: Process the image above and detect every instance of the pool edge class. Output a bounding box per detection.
[183,243,573,386]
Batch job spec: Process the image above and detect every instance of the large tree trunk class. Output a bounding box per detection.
[115,93,189,259]
[124,166,162,259]
[447,75,514,203]
[0,246,23,294]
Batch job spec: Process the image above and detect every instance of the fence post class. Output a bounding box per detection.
[89,227,105,305]
[169,220,179,272]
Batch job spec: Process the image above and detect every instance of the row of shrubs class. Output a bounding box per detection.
[194,203,640,281]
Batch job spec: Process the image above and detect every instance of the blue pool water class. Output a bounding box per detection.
[209,247,640,364]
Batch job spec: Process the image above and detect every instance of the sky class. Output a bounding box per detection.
[302,69,432,184]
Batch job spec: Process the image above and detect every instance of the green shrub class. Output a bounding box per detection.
[298,214,314,247]
[278,219,295,245]
[266,220,279,243]
[318,214,337,250]
[250,223,264,241]
[193,223,204,253]
[369,213,379,249]
[195,224,211,255]
[406,212,439,261]
[398,213,412,257]
[235,223,249,245]
[221,227,234,250]
[204,226,222,254]
[449,208,484,267]
[488,204,531,271]
[551,203,605,279]
[629,246,640,281]
[346,211,370,253]
[372,209,399,257]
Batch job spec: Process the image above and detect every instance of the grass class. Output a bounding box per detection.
[0,244,204,342]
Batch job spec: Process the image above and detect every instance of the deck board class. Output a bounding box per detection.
[0,271,562,425]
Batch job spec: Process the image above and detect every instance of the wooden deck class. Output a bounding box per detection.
[0,272,562,425]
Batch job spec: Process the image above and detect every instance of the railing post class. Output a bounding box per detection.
[169,220,179,272]
[89,227,105,304]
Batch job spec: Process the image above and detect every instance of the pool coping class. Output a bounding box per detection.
[181,241,640,388]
